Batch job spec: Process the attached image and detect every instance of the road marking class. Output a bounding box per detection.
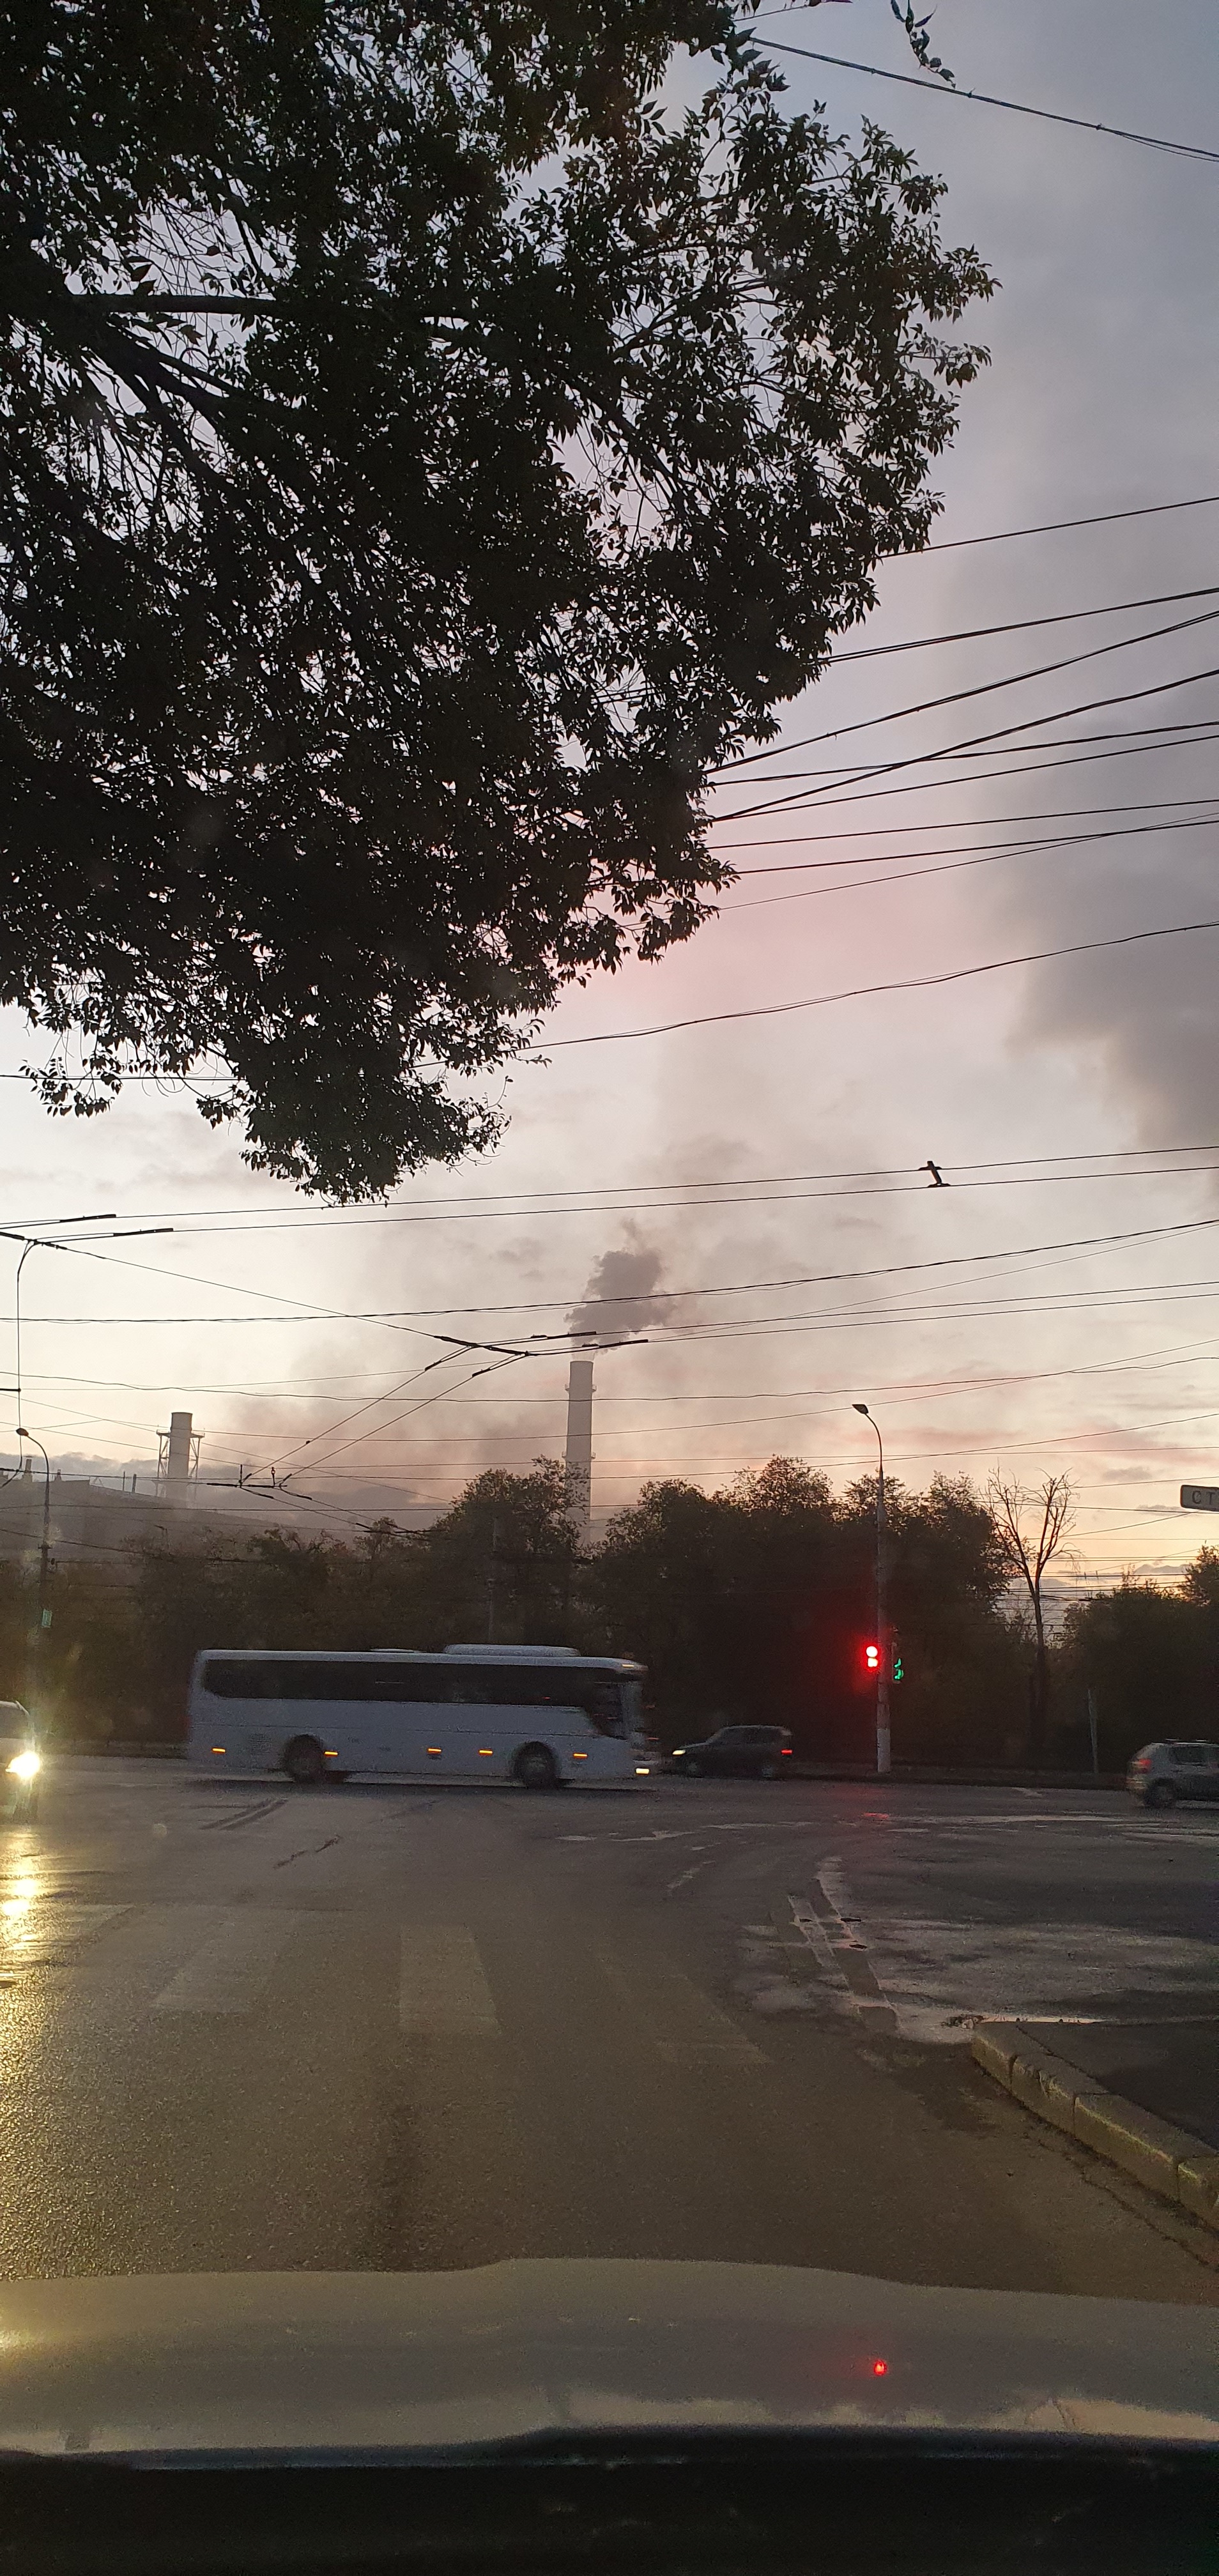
[849,1813,1219,1836]
[399,1926,501,2037]
[151,1910,300,2014]
[0,1903,123,1966]
[599,1952,763,2062]
[801,1857,1219,2043]
[665,1859,711,1896]
[790,1880,898,2033]
[562,1823,811,1844]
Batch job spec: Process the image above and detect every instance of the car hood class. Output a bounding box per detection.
[0,2263,1215,2462]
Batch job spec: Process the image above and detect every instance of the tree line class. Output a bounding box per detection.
[6,1455,1208,1771]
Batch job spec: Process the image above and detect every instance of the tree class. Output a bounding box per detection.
[420,1462,582,1644]
[1,2,992,1193]
[988,1473,1074,1764]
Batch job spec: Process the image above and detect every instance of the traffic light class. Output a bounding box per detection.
[892,1646,904,1683]
[864,1641,880,1674]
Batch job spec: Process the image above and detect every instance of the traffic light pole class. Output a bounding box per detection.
[15,1427,50,1721]
[853,1404,891,1776]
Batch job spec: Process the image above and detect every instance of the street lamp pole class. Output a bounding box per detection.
[853,1402,891,1776]
[15,1427,50,1718]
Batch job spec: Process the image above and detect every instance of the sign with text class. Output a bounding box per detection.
[1181,1483,1219,1512]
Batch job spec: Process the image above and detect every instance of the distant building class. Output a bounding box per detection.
[0,1464,202,1574]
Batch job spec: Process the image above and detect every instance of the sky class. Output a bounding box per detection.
[3,0,1218,1588]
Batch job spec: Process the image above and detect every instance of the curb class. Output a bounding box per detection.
[972,2021,1219,2234]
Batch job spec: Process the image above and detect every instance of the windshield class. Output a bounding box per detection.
[1,0,1216,2436]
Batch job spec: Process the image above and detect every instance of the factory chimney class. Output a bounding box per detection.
[158,1410,201,1499]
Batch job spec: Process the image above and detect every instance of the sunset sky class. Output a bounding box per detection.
[3,0,1218,1588]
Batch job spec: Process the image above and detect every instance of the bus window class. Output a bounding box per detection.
[200,1656,445,1703]
[586,1681,625,1738]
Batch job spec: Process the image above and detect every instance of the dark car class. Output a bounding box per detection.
[1126,1738,1219,1807]
[669,1724,793,1780]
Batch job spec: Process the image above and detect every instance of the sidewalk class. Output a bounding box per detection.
[974,2012,1219,2232]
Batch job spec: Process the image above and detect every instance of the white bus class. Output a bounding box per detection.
[187,1643,648,1790]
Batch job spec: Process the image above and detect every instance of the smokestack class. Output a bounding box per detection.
[165,1411,194,1490]
[564,1360,594,1538]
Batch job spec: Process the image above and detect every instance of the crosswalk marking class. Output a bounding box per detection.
[599,1952,763,2063]
[0,1899,769,2064]
[399,1926,501,2036]
[0,1903,123,1966]
[71,1905,225,2011]
[151,1910,302,2014]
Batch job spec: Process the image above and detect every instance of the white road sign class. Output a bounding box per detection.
[1181,1484,1219,1511]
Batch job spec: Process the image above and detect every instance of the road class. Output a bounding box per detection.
[1,1763,1216,2301]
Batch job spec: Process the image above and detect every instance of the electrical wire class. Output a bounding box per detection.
[724,807,1219,884]
[715,604,1219,776]
[26,1208,1219,1330]
[537,914,1219,1052]
[715,791,1219,855]
[756,34,1219,167]
[12,1135,1219,1233]
[927,494,1219,552]
[825,583,1219,666]
[709,724,1219,820]
[715,671,1219,822]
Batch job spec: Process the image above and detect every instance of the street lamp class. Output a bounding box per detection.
[852,1402,891,1776]
[14,1427,50,1722]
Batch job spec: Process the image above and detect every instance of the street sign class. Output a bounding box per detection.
[1181,1484,1219,1511]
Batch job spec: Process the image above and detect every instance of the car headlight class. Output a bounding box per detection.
[7,1751,40,1781]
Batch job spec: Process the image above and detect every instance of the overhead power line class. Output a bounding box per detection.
[22,1210,1219,1331]
[719,668,1219,822]
[719,722,1219,809]
[826,584,1219,667]
[726,808,1219,882]
[716,791,1219,851]
[538,914,1219,1052]
[717,602,1219,775]
[757,34,1219,167]
[926,494,1219,553]
[6,1137,1219,1235]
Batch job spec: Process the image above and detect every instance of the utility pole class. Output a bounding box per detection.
[853,1403,891,1776]
[564,1358,594,1538]
[487,1512,500,1644]
[15,1427,50,1720]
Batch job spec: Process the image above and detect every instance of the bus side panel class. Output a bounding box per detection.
[362,1701,431,1776]
[439,1705,505,1781]
[187,1681,269,1777]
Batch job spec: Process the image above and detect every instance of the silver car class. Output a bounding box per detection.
[1126,1738,1219,1809]
[0,1701,41,1821]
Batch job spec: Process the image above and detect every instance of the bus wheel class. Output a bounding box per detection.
[515,1745,558,1793]
[284,1736,325,1786]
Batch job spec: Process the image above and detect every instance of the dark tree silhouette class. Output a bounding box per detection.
[1,1,990,1192]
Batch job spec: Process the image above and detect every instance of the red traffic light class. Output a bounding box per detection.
[864,1642,880,1673]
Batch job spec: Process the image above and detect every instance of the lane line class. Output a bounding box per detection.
[665,1860,712,1896]
[399,1926,501,2037]
[795,1876,899,2034]
[151,1910,301,2014]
